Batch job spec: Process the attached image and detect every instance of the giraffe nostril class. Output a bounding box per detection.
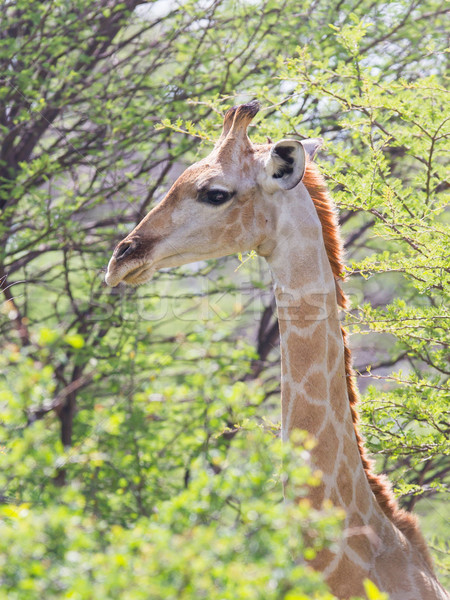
[115,241,135,260]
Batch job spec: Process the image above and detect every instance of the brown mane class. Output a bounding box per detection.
[303,161,433,570]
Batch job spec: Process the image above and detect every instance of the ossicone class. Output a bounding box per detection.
[216,100,261,146]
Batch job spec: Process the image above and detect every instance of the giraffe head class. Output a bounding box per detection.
[105,101,322,287]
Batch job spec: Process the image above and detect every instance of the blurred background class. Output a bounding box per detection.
[0,1,448,597]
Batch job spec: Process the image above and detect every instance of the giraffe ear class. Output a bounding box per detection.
[267,139,306,190]
[266,138,324,190]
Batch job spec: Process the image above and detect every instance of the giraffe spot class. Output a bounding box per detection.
[355,471,371,515]
[256,211,266,229]
[413,567,437,597]
[286,331,319,375]
[304,370,328,402]
[310,321,327,353]
[309,546,335,571]
[220,222,243,246]
[375,545,413,595]
[242,205,255,230]
[311,420,339,475]
[308,481,325,509]
[342,422,364,469]
[281,295,330,329]
[303,299,331,328]
[287,322,327,364]
[326,552,368,599]
[329,371,348,420]
[240,160,252,176]
[228,207,240,222]
[346,513,373,560]
[343,421,358,458]
[291,400,327,436]
[338,461,354,506]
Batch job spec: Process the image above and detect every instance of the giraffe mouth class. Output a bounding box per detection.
[105,259,155,287]
[105,248,223,287]
[123,263,156,285]
[119,252,185,285]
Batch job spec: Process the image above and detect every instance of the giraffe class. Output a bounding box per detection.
[105,101,448,600]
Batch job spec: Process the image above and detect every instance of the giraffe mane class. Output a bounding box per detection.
[302,161,434,570]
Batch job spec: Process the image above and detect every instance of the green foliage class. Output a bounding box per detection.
[0,0,448,595]
[268,22,449,508]
[0,425,343,599]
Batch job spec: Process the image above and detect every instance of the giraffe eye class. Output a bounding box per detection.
[202,189,233,205]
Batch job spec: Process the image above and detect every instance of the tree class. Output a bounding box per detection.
[0,0,448,596]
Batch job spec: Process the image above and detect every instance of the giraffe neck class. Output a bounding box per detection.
[262,184,447,599]
[265,185,377,516]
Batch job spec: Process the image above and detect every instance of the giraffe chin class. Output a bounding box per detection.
[105,263,156,287]
[123,263,156,286]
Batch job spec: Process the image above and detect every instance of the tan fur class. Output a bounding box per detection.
[302,162,434,571]
[105,102,447,598]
